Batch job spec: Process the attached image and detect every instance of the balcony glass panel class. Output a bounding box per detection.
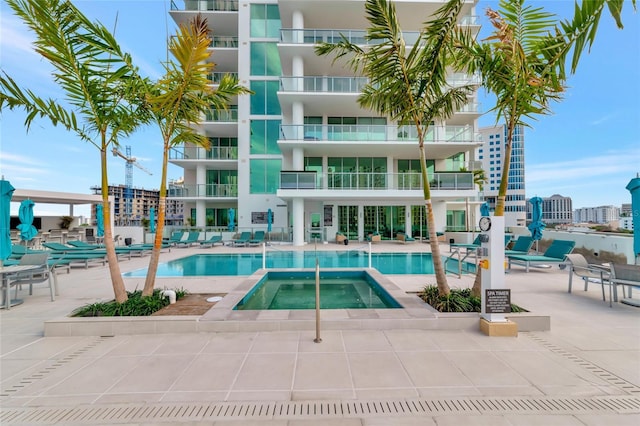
[281,125,477,143]
[205,108,238,122]
[174,0,239,12]
[280,29,419,46]
[278,172,473,191]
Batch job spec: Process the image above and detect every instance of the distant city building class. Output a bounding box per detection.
[478,124,526,228]
[619,216,634,231]
[527,194,573,225]
[90,184,184,226]
[573,205,620,224]
[620,203,632,217]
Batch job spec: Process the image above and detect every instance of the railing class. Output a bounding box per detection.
[280,29,420,46]
[171,0,239,12]
[205,108,238,122]
[208,72,238,84]
[169,146,238,160]
[210,36,238,48]
[167,184,238,198]
[279,171,474,191]
[280,76,368,93]
[280,124,479,143]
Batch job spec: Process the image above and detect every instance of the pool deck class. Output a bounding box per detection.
[1,241,639,424]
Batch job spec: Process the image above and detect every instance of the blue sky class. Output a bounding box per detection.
[1,0,639,218]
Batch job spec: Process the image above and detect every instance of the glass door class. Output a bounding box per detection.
[338,205,358,240]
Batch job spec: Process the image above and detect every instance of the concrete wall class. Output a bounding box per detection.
[544,230,635,264]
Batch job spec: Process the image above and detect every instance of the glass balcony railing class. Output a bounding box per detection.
[280,125,479,144]
[280,76,368,93]
[209,36,238,48]
[168,183,238,198]
[279,171,474,191]
[169,146,238,160]
[171,0,239,12]
[205,108,238,122]
[280,29,420,46]
[208,72,238,84]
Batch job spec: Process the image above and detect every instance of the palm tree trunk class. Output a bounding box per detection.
[101,143,127,303]
[419,141,449,296]
[142,139,170,296]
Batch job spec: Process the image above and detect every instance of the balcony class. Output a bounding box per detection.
[171,0,239,12]
[205,108,238,122]
[280,76,368,93]
[210,36,238,48]
[280,29,420,46]
[168,183,238,198]
[280,124,478,144]
[208,72,238,84]
[169,146,238,160]
[279,171,474,191]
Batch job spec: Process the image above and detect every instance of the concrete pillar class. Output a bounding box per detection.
[292,147,304,170]
[292,198,305,246]
[196,200,206,227]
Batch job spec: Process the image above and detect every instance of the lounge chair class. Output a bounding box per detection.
[175,231,201,247]
[505,236,534,256]
[565,254,612,306]
[367,232,381,243]
[336,233,347,244]
[3,253,55,309]
[396,232,415,243]
[163,231,185,246]
[199,235,223,248]
[43,241,146,260]
[450,235,481,252]
[67,240,104,249]
[507,240,576,272]
[248,231,265,246]
[610,263,640,305]
[43,242,96,252]
[233,232,252,247]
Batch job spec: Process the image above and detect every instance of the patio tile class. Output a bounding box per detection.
[170,353,246,391]
[348,352,412,388]
[201,332,257,353]
[444,351,529,387]
[251,331,300,353]
[232,353,296,391]
[342,330,392,352]
[396,351,473,387]
[108,354,193,393]
[293,353,352,390]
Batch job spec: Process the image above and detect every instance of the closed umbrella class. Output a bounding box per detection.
[267,208,273,233]
[0,178,15,264]
[149,207,156,233]
[626,175,640,261]
[96,204,104,238]
[228,208,235,231]
[17,199,37,243]
[527,196,546,252]
[480,202,490,217]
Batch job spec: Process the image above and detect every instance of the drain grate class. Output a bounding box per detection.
[0,337,110,397]
[1,396,639,424]
[526,332,640,395]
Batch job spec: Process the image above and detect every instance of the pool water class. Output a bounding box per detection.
[123,251,471,277]
[234,271,401,310]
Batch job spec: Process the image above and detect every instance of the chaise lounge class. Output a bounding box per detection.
[233,232,252,247]
[199,235,223,248]
[507,240,575,272]
[248,231,265,246]
[504,236,534,256]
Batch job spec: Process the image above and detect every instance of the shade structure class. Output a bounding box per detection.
[626,176,640,259]
[527,196,546,241]
[17,199,37,242]
[228,208,235,231]
[96,204,105,238]
[267,208,273,232]
[0,179,15,261]
[149,207,156,233]
[480,202,490,217]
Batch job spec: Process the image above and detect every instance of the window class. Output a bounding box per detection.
[250,80,281,115]
[250,4,281,38]
[250,159,282,193]
[251,43,281,76]
[250,120,281,154]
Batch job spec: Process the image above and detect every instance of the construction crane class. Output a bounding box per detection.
[112,146,152,225]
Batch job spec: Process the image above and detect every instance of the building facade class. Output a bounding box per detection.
[527,194,573,225]
[573,205,621,224]
[167,0,482,244]
[477,124,526,228]
[91,184,184,226]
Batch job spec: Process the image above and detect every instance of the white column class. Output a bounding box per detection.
[196,164,206,226]
[196,200,206,227]
[292,10,304,30]
[292,147,304,171]
[292,197,305,246]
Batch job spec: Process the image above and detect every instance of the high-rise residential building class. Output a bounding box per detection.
[167,0,482,244]
[620,203,632,217]
[573,205,620,224]
[90,184,184,226]
[527,194,573,225]
[477,124,526,228]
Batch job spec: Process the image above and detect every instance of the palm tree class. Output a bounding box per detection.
[316,0,474,296]
[140,16,250,296]
[455,0,635,297]
[0,0,147,303]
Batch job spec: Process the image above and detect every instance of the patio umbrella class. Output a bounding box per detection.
[149,207,156,233]
[626,175,640,260]
[0,178,15,263]
[17,199,37,243]
[96,204,104,238]
[480,202,490,217]
[267,208,273,233]
[527,196,546,251]
[227,208,235,231]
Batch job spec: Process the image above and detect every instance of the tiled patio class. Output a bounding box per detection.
[1,242,639,424]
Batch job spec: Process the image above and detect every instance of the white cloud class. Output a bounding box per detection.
[590,112,617,126]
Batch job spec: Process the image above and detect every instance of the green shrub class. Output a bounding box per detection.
[419,285,526,313]
[72,288,189,317]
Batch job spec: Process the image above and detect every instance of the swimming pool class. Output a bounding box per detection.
[234,270,401,310]
[123,251,472,277]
